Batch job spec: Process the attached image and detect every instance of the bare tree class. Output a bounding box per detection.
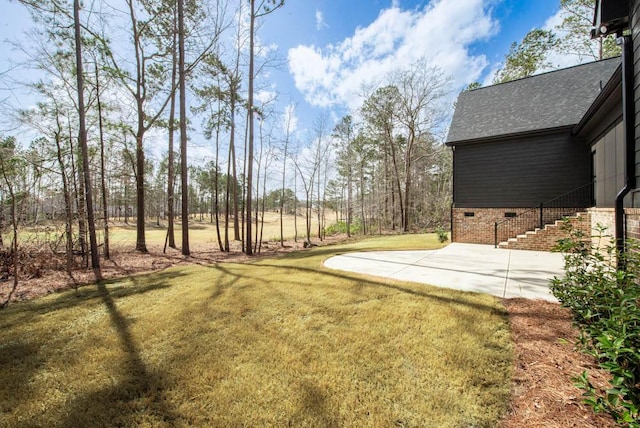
[245,0,284,255]
[390,61,448,231]
[0,137,24,306]
[279,103,296,246]
[333,115,355,237]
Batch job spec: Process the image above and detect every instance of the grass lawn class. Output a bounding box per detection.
[4,212,328,250]
[0,234,512,427]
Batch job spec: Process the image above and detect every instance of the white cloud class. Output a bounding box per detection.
[542,7,600,69]
[282,103,299,135]
[256,89,277,105]
[315,9,328,31]
[288,0,498,109]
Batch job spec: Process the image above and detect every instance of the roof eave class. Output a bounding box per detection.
[445,125,576,147]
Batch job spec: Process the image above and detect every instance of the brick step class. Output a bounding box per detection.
[499,211,590,251]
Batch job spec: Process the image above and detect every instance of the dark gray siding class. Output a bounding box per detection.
[634,0,640,200]
[453,131,591,208]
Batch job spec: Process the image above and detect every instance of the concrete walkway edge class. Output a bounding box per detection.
[323,243,565,302]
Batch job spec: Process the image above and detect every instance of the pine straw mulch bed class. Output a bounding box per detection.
[0,240,618,427]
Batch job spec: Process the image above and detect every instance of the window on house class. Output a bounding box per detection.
[464,212,474,217]
[504,212,517,218]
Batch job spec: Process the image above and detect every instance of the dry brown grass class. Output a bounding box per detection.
[0,234,513,427]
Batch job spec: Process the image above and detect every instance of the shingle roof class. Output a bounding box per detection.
[446,57,621,144]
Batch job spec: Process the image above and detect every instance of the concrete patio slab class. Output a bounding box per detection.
[323,243,565,301]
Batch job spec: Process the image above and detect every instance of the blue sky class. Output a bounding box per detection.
[256,0,565,134]
[1,0,571,146]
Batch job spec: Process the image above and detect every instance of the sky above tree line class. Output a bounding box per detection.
[0,0,584,148]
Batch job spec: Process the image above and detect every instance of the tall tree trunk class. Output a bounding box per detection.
[224,143,232,252]
[347,166,352,238]
[74,0,100,273]
[135,129,146,252]
[258,162,267,253]
[70,133,86,266]
[360,163,366,235]
[0,158,18,307]
[229,99,240,241]
[293,171,298,242]
[167,5,178,250]
[95,64,110,260]
[54,128,74,277]
[389,141,404,230]
[214,102,224,252]
[317,157,322,241]
[245,0,255,256]
[253,123,263,254]
[0,194,4,248]
[280,149,286,246]
[2,182,18,307]
[178,0,190,256]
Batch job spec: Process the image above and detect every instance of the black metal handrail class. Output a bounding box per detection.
[494,181,594,248]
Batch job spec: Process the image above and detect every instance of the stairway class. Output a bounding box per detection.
[498,211,591,251]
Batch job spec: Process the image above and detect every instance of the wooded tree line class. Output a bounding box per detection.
[0,0,287,287]
[331,63,452,237]
[0,0,453,289]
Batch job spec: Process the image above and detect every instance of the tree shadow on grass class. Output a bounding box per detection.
[238,260,507,316]
[1,270,186,327]
[289,380,339,427]
[0,269,191,427]
[55,280,182,427]
[0,341,42,418]
[194,259,511,425]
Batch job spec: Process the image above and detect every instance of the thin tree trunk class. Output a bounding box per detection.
[178,0,190,256]
[293,171,298,242]
[69,132,86,266]
[0,193,4,248]
[245,0,255,256]
[0,162,19,307]
[135,127,147,251]
[214,104,224,251]
[229,100,240,242]
[280,141,287,246]
[95,64,110,260]
[55,127,74,278]
[74,0,100,274]
[167,5,178,250]
[360,164,366,235]
[224,142,232,252]
[258,163,267,253]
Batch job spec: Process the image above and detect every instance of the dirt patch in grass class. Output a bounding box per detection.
[0,236,343,303]
[0,235,618,426]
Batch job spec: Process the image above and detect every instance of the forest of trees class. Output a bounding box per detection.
[0,0,453,286]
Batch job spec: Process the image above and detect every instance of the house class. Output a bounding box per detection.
[446,1,640,255]
[446,57,622,249]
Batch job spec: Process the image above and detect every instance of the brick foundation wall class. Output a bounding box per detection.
[588,208,616,250]
[452,208,521,245]
[624,208,640,241]
[586,207,640,246]
[452,207,587,246]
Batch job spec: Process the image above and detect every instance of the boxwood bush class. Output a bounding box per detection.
[551,223,639,427]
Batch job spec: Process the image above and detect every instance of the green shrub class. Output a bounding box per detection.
[551,222,640,427]
[324,219,363,235]
[435,226,449,243]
